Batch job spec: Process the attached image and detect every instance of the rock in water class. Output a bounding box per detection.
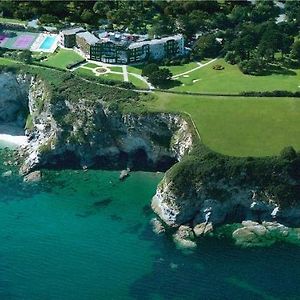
[1,170,12,177]
[151,218,166,235]
[173,225,197,250]
[119,168,130,181]
[193,222,213,237]
[23,170,42,183]
[232,220,291,247]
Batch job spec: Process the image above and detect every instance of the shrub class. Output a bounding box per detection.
[238,58,266,75]
[141,63,159,77]
[240,90,300,97]
[212,64,224,70]
[224,51,240,65]
[280,146,297,161]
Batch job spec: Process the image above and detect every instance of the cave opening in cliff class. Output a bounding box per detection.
[223,204,247,224]
[0,77,29,136]
[0,73,29,137]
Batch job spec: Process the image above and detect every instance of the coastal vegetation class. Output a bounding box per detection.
[167,143,300,208]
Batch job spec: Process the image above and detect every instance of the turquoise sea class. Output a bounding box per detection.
[0,154,300,299]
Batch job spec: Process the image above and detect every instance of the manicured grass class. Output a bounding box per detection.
[0,57,21,67]
[145,92,300,157]
[167,62,199,75]
[84,63,100,69]
[74,67,95,77]
[170,59,300,94]
[101,72,124,81]
[0,17,26,25]
[128,74,149,89]
[42,49,84,69]
[109,66,123,72]
[127,65,143,75]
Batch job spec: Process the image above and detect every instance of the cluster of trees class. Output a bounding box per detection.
[141,63,173,87]
[219,1,300,74]
[1,1,300,75]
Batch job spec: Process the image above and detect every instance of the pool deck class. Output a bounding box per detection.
[30,33,58,53]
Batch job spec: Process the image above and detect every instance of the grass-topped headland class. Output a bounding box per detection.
[166,143,300,208]
[1,58,300,159]
[144,92,300,157]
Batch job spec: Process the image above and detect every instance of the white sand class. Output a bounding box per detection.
[0,134,28,146]
[0,124,28,146]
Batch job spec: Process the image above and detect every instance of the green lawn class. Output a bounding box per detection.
[0,17,26,25]
[74,67,95,77]
[127,65,143,75]
[170,59,300,94]
[101,72,124,81]
[0,57,21,67]
[42,49,84,69]
[83,63,100,69]
[167,62,199,75]
[109,66,123,72]
[145,92,300,157]
[128,74,149,89]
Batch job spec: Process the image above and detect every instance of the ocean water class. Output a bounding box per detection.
[0,167,300,300]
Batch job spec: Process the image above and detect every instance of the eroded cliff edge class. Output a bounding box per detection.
[1,70,299,247]
[0,71,193,174]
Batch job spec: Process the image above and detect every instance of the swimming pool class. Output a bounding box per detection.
[39,36,56,50]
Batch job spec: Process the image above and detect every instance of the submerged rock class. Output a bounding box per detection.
[23,170,41,183]
[119,168,130,181]
[193,222,213,237]
[231,220,299,247]
[173,225,197,249]
[92,198,112,208]
[1,170,12,177]
[151,218,166,235]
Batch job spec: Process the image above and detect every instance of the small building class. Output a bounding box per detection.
[59,27,85,48]
[76,31,99,56]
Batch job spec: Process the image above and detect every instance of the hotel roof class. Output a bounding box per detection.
[76,31,99,45]
[128,34,183,49]
[61,27,85,35]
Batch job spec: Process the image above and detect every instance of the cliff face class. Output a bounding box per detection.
[0,72,30,128]
[17,73,194,174]
[2,71,299,236]
[152,177,300,228]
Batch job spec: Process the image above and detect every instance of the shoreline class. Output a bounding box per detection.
[0,133,28,147]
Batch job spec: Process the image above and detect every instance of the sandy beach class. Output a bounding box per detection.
[0,123,28,147]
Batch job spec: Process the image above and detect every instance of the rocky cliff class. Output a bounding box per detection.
[1,71,194,174]
[0,72,31,131]
[2,70,299,248]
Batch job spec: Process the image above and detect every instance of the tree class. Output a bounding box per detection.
[141,63,159,77]
[148,68,173,87]
[193,34,222,59]
[39,14,59,24]
[81,9,95,24]
[291,40,300,63]
[19,50,32,64]
[278,33,294,58]
[238,57,266,75]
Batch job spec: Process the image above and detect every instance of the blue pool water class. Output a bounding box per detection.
[39,36,55,50]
